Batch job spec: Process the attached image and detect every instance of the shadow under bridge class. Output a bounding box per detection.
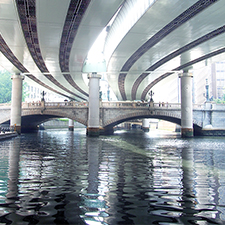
[21,102,88,132]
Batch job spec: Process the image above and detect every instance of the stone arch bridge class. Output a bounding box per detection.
[0,101,225,135]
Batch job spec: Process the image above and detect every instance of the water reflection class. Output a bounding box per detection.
[0,130,224,224]
[80,137,108,224]
[0,142,10,205]
[180,147,196,224]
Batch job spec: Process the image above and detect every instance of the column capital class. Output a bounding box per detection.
[87,72,101,79]
[178,72,193,78]
[11,74,25,80]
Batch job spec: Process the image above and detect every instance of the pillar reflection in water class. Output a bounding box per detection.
[6,138,21,201]
[194,147,222,221]
[5,137,21,223]
[80,137,107,224]
[87,137,100,194]
[181,146,195,219]
[180,145,224,223]
[0,145,10,204]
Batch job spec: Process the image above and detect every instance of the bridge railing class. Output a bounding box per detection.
[0,103,11,108]
[20,101,203,109]
[21,101,89,108]
[101,101,178,108]
[101,101,203,109]
[0,101,203,109]
[45,101,88,107]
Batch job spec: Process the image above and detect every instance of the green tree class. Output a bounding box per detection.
[214,94,225,104]
[0,70,28,103]
[0,70,12,103]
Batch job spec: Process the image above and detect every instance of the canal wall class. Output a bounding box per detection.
[0,132,18,141]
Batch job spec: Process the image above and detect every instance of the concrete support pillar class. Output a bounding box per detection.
[87,73,101,136]
[10,74,24,134]
[179,72,193,137]
[142,119,149,132]
[68,119,74,131]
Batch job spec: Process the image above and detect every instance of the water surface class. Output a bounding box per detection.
[0,129,224,224]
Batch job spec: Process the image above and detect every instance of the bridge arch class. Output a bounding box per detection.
[20,109,88,131]
[102,109,202,132]
[0,106,88,131]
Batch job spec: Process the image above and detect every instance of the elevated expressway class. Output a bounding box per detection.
[0,0,225,136]
[1,0,225,101]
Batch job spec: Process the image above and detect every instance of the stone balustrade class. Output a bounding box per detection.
[1,101,225,136]
[0,101,204,109]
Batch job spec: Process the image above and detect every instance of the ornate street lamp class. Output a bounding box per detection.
[41,91,46,102]
[149,90,154,102]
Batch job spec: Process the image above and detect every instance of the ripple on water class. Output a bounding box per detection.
[0,130,224,224]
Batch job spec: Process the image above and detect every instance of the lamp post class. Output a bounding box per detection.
[148,90,154,108]
[41,91,46,102]
[149,90,154,102]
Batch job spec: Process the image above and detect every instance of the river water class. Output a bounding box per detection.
[0,128,225,225]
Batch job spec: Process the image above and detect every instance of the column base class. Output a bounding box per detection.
[10,125,21,135]
[142,127,149,132]
[68,126,74,131]
[181,128,193,138]
[86,127,100,137]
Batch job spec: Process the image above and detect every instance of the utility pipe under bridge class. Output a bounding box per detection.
[0,101,225,135]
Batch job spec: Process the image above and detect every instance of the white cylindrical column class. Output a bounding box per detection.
[142,119,149,132]
[87,73,101,136]
[68,119,74,131]
[179,72,193,137]
[10,74,24,134]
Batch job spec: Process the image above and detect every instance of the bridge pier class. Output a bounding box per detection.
[87,73,101,136]
[142,119,150,132]
[10,74,24,134]
[179,72,193,137]
[68,119,74,131]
